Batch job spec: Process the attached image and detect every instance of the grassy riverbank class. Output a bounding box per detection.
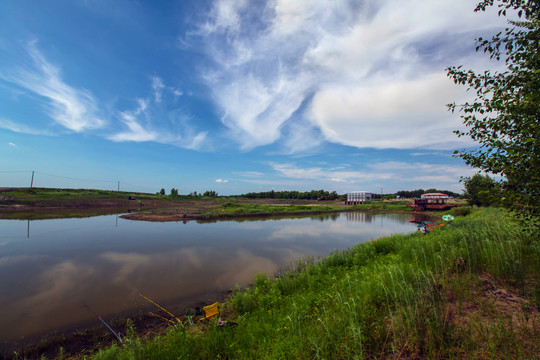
[77,208,538,360]
[196,201,411,220]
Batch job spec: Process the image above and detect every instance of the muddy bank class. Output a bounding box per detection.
[4,289,234,360]
[119,207,351,222]
[0,196,220,220]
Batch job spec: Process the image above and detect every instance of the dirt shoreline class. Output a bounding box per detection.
[5,289,234,360]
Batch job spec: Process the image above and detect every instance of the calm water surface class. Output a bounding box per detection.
[0,212,421,347]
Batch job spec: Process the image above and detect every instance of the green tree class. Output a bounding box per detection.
[446,0,539,219]
[203,190,218,197]
[170,188,178,197]
[159,188,165,196]
[464,173,502,206]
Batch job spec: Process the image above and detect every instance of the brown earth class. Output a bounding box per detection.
[0,192,344,221]
[6,289,234,360]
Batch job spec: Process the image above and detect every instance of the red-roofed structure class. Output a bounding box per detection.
[408,193,454,212]
[421,193,449,199]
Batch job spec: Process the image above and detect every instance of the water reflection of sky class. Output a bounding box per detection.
[0,212,417,346]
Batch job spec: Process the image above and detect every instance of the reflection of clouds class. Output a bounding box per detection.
[99,247,280,293]
[268,214,415,243]
[0,254,46,267]
[214,249,277,287]
[270,222,357,239]
[2,260,97,340]
[100,252,152,283]
[25,261,95,307]
[269,222,392,241]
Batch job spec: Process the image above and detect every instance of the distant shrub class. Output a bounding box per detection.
[222,202,241,208]
[450,206,472,217]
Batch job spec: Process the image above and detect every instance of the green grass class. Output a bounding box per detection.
[350,202,411,211]
[199,201,412,219]
[77,208,538,360]
[199,203,351,219]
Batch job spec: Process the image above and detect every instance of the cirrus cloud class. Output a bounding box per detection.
[195,0,507,152]
[0,41,105,133]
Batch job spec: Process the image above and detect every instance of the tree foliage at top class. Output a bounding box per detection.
[203,190,218,197]
[240,189,340,200]
[446,0,539,219]
[463,173,502,206]
[395,189,462,199]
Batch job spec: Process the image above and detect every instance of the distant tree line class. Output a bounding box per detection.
[239,189,340,200]
[395,189,462,199]
[156,188,219,198]
[157,187,462,200]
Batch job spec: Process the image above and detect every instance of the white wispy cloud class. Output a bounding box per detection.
[267,160,474,192]
[235,171,264,178]
[1,44,205,150]
[107,96,208,150]
[196,0,507,152]
[0,117,55,136]
[108,98,157,142]
[0,41,105,132]
[152,76,165,103]
[8,142,16,147]
[216,178,229,183]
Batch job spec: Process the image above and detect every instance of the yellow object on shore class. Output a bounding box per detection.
[201,302,219,320]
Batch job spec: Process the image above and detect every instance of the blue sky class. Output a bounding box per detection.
[0,0,508,195]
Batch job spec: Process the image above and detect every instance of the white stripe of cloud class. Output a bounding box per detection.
[0,41,105,132]
[107,97,208,150]
[196,0,508,152]
[267,161,474,192]
[152,76,165,103]
[0,117,55,136]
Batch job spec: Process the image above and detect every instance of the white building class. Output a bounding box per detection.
[346,191,372,205]
[421,193,449,199]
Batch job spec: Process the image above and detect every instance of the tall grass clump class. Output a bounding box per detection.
[87,208,538,360]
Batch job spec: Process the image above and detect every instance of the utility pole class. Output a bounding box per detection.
[117,181,120,192]
[30,171,34,188]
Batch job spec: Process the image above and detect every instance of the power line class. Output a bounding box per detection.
[35,171,117,183]
[0,171,33,173]
[1,170,159,192]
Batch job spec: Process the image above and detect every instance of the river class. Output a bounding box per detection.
[0,211,425,349]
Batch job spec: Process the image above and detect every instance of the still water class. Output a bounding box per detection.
[0,212,420,346]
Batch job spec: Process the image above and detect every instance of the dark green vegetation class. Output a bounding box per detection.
[239,189,462,201]
[239,189,341,200]
[63,208,537,360]
[394,189,461,199]
[447,0,540,221]
[463,173,502,207]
